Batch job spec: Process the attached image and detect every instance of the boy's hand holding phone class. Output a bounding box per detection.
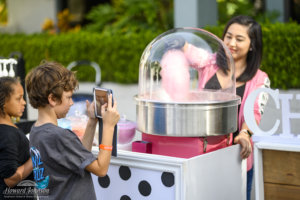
[101,94,120,127]
[94,87,119,157]
[94,87,119,126]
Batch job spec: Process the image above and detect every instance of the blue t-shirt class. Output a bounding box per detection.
[29,123,97,200]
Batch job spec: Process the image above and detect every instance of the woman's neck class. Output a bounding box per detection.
[234,59,247,79]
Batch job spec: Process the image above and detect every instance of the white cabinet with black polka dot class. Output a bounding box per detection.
[91,145,246,200]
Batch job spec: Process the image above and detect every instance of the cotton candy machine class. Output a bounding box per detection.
[135,28,241,137]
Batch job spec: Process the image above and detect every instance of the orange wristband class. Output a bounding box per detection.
[99,144,113,151]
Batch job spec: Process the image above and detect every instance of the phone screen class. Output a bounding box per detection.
[94,88,113,118]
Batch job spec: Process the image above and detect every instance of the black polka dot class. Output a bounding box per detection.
[138,180,151,196]
[161,172,174,187]
[120,195,131,200]
[119,166,131,181]
[98,175,110,188]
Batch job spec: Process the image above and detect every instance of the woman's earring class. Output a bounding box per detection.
[250,47,253,51]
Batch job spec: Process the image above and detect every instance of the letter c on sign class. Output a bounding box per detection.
[244,88,280,136]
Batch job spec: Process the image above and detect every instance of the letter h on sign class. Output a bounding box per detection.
[244,88,300,137]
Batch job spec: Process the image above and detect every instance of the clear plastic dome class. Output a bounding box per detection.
[138,27,238,103]
[135,28,241,137]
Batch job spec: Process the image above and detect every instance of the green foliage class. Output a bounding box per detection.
[205,25,225,38]
[0,30,162,84]
[0,23,299,89]
[85,0,173,34]
[259,22,300,89]
[217,0,280,25]
[217,0,254,24]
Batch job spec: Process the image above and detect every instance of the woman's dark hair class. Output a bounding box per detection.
[0,76,20,117]
[222,15,263,82]
[216,46,229,75]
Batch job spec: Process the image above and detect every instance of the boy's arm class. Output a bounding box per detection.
[81,101,98,151]
[85,94,119,177]
[85,124,114,177]
[81,118,98,151]
[4,158,33,188]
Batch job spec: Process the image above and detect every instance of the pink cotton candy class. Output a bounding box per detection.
[160,50,190,101]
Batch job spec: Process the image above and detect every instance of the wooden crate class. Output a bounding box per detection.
[263,150,300,200]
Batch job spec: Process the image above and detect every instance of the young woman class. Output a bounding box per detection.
[222,15,270,200]
[0,76,34,199]
[162,15,270,200]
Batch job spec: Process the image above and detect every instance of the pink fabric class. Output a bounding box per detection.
[142,133,232,158]
[239,69,269,171]
[184,44,218,89]
[132,141,152,153]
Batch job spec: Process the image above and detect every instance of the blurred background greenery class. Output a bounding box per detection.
[0,0,299,89]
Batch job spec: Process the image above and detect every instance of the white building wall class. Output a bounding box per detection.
[174,0,218,28]
[0,0,57,34]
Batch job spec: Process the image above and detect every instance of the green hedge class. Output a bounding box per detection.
[0,30,162,84]
[0,23,300,89]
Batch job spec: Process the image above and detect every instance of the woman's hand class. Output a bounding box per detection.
[234,131,252,159]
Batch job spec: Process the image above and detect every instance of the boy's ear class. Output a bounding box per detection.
[48,93,57,107]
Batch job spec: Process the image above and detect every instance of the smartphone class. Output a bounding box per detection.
[93,87,113,118]
[94,87,117,156]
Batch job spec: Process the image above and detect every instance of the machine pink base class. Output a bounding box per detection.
[140,133,233,158]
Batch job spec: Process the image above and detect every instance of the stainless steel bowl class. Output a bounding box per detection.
[135,94,241,137]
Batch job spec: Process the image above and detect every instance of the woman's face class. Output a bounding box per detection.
[223,23,251,62]
[4,83,26,118]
